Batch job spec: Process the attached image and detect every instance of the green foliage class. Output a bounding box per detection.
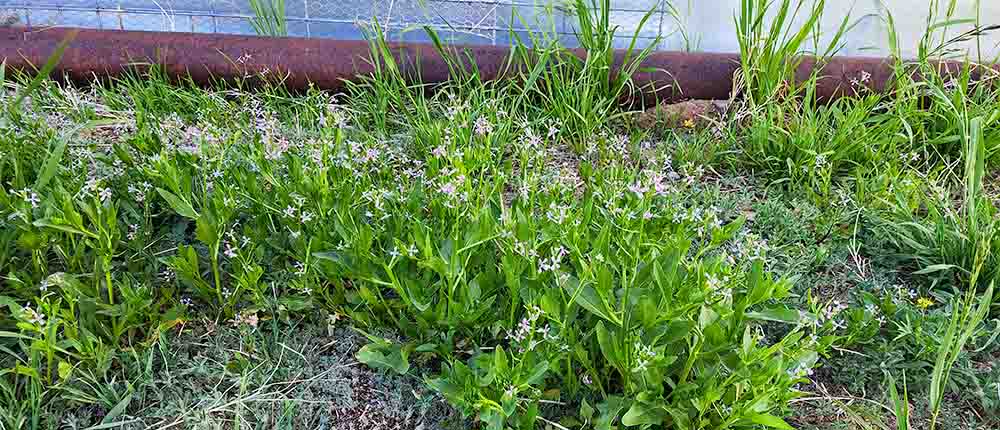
[2,1,1000,429]
[248,0,287,37]
[509,0,660,149]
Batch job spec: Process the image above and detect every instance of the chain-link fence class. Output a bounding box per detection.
[0,1,690,49]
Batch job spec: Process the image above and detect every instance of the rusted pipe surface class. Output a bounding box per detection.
[0,27,996,105]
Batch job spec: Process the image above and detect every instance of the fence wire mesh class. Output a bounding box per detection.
[0,0,687,48]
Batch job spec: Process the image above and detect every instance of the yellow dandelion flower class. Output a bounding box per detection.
[916,297,934,310]
[683,118,696,129]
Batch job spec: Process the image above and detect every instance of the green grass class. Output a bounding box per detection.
[248,0,287,37]
[1,1,1000,429]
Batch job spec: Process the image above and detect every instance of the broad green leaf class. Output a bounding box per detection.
[34,129,69,190]
[356,341,410,375]
[195,215,219,246]
[494,346,509,375]
[622,401,666,427]
[746,307,802,324]
[14,364,40,378]
[596,396,626,430]
[156,187,198,219]
[580,399,595,421]
[313,250,355,271]
[747,413,795,430]
[595,322,621,367]
[523,360,549,385]
[564,279,621,326]
[426,375,464,406]
[59,360,73,381]
[43,272,88,294]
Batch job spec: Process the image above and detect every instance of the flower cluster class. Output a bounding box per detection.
[509,305,544,343]
[232,311,259,328]
[539,246,568,273]
[632,342,657,373]
[22,306,46,326]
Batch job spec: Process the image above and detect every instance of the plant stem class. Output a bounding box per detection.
[105,256,114,305]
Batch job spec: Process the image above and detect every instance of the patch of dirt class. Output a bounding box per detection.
[635,99,729,131]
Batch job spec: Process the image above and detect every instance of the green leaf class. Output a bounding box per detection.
[35,120,114,191]
[356,341,410,375]
[747,413,795,430]
[494,346,509,375]
[59,360,73,381]
[426,375,464,406]
[564,279,621,326]
[580,399,595,421]
[34,132,68,190]
[595,321,621,368]
[746,307,802,324]
[195,215,219,247]
[481,409,504,430]
[43,272,88,295]
[32,219,98,239]
[523,360,549,385]
[595,396,626,430]
[913,264,959,275]
[519,402,539,430]
[313,250,355,271]
[0,331,34,341]
[622,401,666,426]
[101,391,134,425]
[156,187,198,219]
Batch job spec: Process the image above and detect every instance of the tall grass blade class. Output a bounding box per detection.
[248,0,287,37]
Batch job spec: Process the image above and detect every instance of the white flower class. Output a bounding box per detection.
[814,153,828,169]
[627,181,648,197]
[300,211,315,223]
[547,124,560,139]
[294,261,307,276]
[283,205,297,218]
[706,274,721,290]
[98,188,112,202]
[474,116,494,136]
[23,306,45,325]
[21,188,40,208]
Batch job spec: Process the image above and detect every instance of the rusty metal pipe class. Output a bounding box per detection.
[0,27,996,106]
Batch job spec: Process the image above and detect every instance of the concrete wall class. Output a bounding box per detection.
[659,0,1000,59]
